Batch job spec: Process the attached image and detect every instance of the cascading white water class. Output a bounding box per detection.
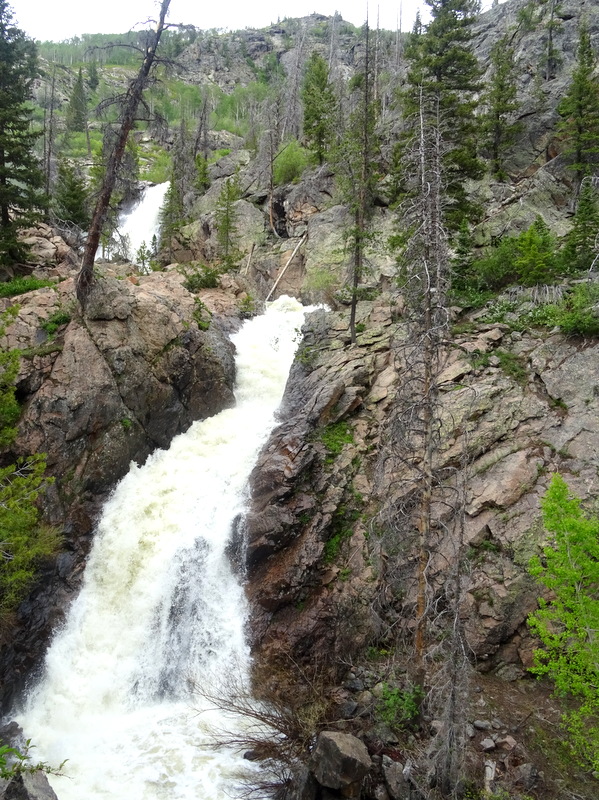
[116,182,169,263]
[17,296,312,800]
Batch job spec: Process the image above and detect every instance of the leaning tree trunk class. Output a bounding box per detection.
[76,0,171,308]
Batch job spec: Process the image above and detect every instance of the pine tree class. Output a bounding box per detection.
[86,60,99,91]
[561,180,599,272]
[215,174,241,271]
[480,36,522,180]
[158,176,184,263]
[334,21,380,343]
[0,0,44,265]
[401,0,483,230]
[301,51,336,165]
[65,67,87,133]
[557,22,599,183]
[54,161,90,229]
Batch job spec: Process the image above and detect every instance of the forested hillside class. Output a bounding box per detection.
[2,1,599,799]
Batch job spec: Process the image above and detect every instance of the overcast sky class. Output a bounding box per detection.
[11,0,502,43]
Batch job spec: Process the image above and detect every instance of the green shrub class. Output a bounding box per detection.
[319,421,354,459]
[377,683,423,729]
[528,474,599,771]
[474,217,560,290]
[178,262,220,292]
[273,139,312,185]
[0,456,60,615]
[40,309,71,336]
[192,297,211,331]
[0,277,53,298]
[555,282,599,337]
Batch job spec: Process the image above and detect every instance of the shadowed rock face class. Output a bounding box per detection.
[0,268,238,712]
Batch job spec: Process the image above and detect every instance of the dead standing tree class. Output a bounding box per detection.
[76,0,172,308]
[379,89,471,796]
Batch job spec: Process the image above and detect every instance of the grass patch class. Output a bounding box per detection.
[0,277,53,298]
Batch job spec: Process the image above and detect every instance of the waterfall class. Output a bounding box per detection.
[17,296,311,800]
[116,182,169,264]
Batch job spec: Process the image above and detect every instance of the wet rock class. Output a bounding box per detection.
[0,773,59,800]
[311,731,371,796]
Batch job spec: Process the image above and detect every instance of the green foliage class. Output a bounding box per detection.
[0,456,59,613]
[400,0,483,229]
[40,308,71,337]
[377,683,423,730]
[319,421,354,460]
[215,175,242,270]
[0,308,60,618]
[0,1,45,265]
[561,181,599,271]
[557,22,599,181]
[475,218,559,289]
[238,294,256,318]
[142,146,171,184]
[158,178,185,261]
[553,282,599,337]
[195,154,210,193]
[528,474,599,771]
[65,67,87,132]
[0,276,52,298]
[480,36,522,180]
[273,139,312,186]
[178,262,220,292]
[192,297,211,331]
[301,51,336,165]
[86,60,99,91]
[0,739,65,780]
[0,306,20,447]
[135,241,151,271]
[53,160,90,228]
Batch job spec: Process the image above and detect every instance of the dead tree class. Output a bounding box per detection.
[377,88,471,796]
[76,0,172,308]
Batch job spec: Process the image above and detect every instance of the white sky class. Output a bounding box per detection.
[11,0,502,43]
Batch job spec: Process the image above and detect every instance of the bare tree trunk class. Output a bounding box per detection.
[349,20,372,344]
[76,0,171,308]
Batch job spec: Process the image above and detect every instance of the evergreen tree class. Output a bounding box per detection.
[215,174,241,271]
[400,0,484,230]
[194,153,210,194]
[158,176,184,263]
[86,60,99,91]
[65,67,87,133]
[561,180,599,272]
[54,161,90,229]
[0,1,44,265]
[301,51,336,165]
[557,22,599,183]
[480,36,522,180]
[334,21,380,342]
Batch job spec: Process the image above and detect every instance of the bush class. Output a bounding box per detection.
[40,308,71,336]
[474,217,560,290]
[273,139,312,185]
[178,262,220,292]
[555,282,599,337]
[377,683,423,730]
[528,474,599,771]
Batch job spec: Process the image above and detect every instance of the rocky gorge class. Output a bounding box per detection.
[2,0,599,797]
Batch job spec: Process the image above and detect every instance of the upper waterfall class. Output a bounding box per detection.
[16,296,313,800]
[116,182,169,265]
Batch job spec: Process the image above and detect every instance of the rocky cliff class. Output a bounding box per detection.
[243,286,599,799]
